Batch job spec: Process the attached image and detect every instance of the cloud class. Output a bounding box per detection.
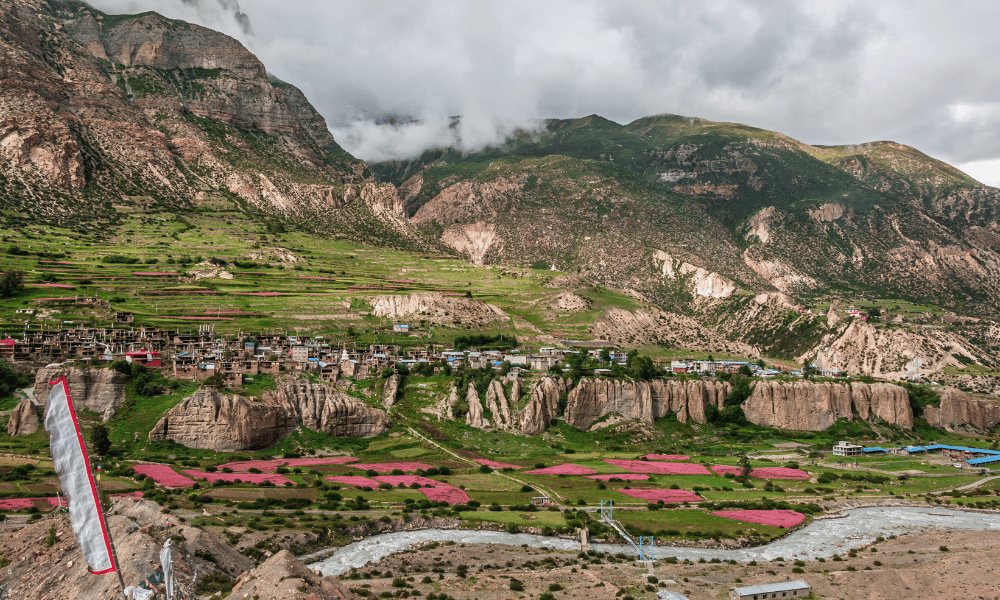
[86,0,1000,181]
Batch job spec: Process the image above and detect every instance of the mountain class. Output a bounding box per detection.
[0,0,438,250]
[372,115,1000,318]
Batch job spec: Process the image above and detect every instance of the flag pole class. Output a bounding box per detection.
[92,464,129,600]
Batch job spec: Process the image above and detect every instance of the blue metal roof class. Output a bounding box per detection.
[904,446,927,453]
[967,456,1000,465]
[863,447,888,453]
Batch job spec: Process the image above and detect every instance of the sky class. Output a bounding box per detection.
[89,0,1000,185]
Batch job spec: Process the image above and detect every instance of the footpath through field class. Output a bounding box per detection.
[405,425,566,509]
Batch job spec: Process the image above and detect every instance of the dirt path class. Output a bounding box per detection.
[955,475,1000,490]
[406,425,566,508]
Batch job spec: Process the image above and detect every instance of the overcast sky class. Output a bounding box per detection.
[89,0,1000,185]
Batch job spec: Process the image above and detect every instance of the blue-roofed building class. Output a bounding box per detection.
[967,456,1000,466]
[863,447,888,454]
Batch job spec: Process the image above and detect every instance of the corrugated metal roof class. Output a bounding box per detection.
[732,580,810,595]
[863,447,888,452]
[656,591,690,600]
[967,456,1000,465]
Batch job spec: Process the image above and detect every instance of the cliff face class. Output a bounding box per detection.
[148,388,292,451]
[0,1,443,252]
[33,366,128,422]
[382,374,401,410]
[149,379,390,450]
[741,380,912,431]
[924,387,1000,431]
[6,397,38,436]
[465,382,487,429]
[564,378,731,430]
[485,379,512,429]
[520,376,570,435]
[267,379,391,438]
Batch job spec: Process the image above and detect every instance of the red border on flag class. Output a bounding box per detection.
[50,376,117,574]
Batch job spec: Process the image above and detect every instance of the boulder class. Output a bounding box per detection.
[924,387,1000,431]
[34,366,127,422]
[465,382,487,429]
[742,380,912,431]
[223,549,351,600]
[6,397,38,436]
[382,374,401,410]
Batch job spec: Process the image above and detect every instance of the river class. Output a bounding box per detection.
[308,506,1000,576]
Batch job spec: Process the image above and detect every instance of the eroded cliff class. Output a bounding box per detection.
[924,387,1000,431]
[741,380,912,431]
[34,366,128,422]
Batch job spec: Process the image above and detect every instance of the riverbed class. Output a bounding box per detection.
[308,506,1000,576]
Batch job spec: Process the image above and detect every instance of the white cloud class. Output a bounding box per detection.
[86,0,1000,170]
[958,159,1000,188]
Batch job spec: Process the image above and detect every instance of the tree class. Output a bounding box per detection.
[739,453,752,477]
[599,348,611,363]
[91,423,112,457]
[0,271,24,299]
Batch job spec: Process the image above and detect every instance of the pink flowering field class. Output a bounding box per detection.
[349,462,436,473]
[585,473,650,481]
[711,465,809,480]
[326,476,379,488]
[111,491,144,499]
[184,470,292,485]
[713,509,805,528]
[524,463,597,475]
[604,459,710,475]
[419,486,470,504]
[644,454,691,461]
[473,459,522,469]
[217,457,358,472]
[615,488,702,503]
[133,465,195,488]
[326,475,378,489]
[375,475,447,487]
[0,498,41,510]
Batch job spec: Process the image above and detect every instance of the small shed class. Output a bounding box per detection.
[730,580,811,600]
[531,496,553,507]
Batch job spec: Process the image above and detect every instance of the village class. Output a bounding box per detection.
[0,309,846,391]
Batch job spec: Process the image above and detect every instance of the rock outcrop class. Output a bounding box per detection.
[564,378,731,430]
[149,379,390,450]
[148,389,292,451]
[370,292,508,326]
[520,376,570,435]
[924,387,1000,431]
[34,366,128,422]
[382,374,401,410]
[511,377,522,408]
[485,380,512,428]
[465,382,487,429]
[225,549,354,600]
[268,379,391,438]
[446,384,458,420]
[6,397,38,436]
[742,380,912,431]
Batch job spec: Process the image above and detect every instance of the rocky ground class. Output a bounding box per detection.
[342,528,1000,600]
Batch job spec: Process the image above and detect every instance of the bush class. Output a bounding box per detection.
[509,579,524,592]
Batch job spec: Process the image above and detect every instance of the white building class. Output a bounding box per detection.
[832,440,863,457]
[730,580,811,600]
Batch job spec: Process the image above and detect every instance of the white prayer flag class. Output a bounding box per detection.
[44,376,116,574]
[160,539,173,599]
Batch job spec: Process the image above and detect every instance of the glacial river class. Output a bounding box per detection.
[308,506,1000,576]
